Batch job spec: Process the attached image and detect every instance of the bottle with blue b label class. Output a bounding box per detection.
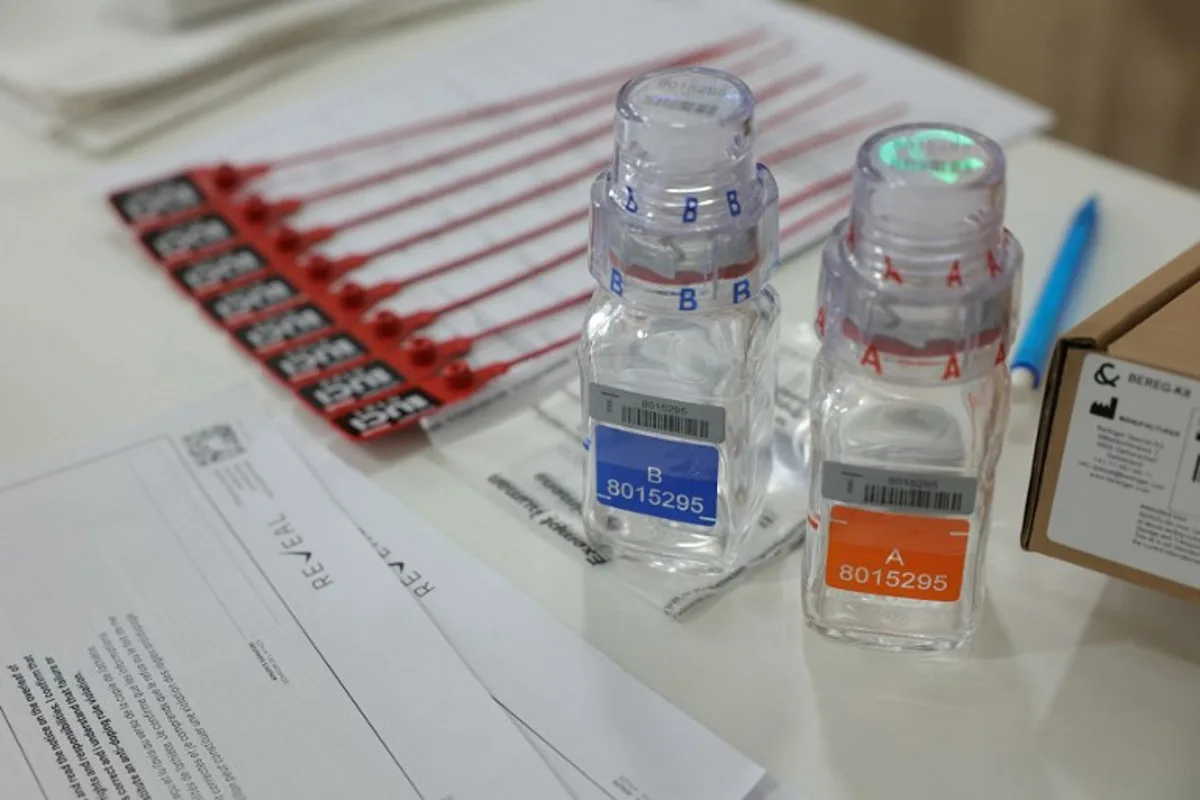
[579,67,781,575]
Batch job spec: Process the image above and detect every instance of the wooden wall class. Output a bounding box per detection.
[801,0,1200,189]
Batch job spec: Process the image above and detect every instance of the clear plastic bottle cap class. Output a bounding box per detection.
[817,122,1022,383]
[589,67,779,311]
[852,125,1006,254]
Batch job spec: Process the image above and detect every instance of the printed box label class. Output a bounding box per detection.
[1048,353,1200,591]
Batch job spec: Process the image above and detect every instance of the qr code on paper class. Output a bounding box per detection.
[183,424,244,467]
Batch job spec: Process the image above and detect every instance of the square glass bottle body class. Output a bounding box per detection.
[580,286,780,575]
[802,123,1023,651]
[803,354,1011,651]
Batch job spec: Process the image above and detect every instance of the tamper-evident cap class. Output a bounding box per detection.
[817,122,1022,382]
[591,67,779,311]
[851,124,1007,260]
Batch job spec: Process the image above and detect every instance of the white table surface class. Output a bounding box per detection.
[2,9,1199,800]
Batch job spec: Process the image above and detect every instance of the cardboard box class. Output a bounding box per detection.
[1022,242,1200,602]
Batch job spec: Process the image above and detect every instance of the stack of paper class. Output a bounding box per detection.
[0,387,808,799]
[0,0,471,153]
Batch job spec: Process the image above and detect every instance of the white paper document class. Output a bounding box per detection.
[0,391,570,799]
[278,415,808,800]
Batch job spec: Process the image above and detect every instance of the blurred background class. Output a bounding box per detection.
[3,0,1197,190]
[804,0,1200,189]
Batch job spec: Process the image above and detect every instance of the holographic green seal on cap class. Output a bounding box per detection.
[851,122,1007,244]
[873,127,991,186]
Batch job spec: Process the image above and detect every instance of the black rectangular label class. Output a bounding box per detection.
[334,389,441,439]
[110,174,206,224]
[268,334,367,382]
[298,361,405,412]
[141,214,235,261]
[204,277,299,323]
[233,304,333,353]
[173,246,268,295]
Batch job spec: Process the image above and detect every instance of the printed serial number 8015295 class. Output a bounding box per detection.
[604,479,705,515]
[838,565,949,593]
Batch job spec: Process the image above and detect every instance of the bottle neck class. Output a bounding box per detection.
[815,219,1022,384]
[847,206,1007,289]
[611,149,760,229]
[588,165,779,313]
[593,254,772,314]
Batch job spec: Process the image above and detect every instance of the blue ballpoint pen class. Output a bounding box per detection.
[1011,194,1099,390]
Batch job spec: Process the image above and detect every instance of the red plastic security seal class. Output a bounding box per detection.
[107,163,268,228]
[329,334,578,441]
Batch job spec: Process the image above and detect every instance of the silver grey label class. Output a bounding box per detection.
[821,462,977,515]
[588,384,725,444]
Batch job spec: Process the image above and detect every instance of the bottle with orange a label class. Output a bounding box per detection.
[803,123,1022,652]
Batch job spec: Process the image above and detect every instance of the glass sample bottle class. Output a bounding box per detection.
[579,67,781,575]
[804,124,1023,650]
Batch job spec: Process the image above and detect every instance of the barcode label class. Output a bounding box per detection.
[822,462,977,516]
[588,384,724,444]
[620,406,710,440]
[862,484,964,512]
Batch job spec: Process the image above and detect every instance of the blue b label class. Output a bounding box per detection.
[594,425,719,527]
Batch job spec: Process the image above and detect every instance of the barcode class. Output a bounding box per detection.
[621,406,709,439]
[182,424,244,467]
[644,95,720,116]
[862,483,964,512]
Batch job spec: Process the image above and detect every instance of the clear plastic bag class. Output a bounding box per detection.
[427,323,821,617]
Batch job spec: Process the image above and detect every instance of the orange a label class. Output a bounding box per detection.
[824,504,969,602]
